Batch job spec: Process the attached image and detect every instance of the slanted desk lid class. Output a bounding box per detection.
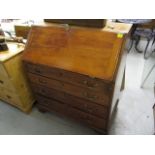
[23,25,127,81]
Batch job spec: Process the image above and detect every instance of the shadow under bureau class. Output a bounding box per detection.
[22,23,131,134]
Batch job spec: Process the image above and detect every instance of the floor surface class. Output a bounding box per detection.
[0,42,154,135]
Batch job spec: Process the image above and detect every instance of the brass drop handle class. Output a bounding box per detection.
[84,104,93,113]
[88,109,93,113]
[38,79,46,84]
[59,72,63,77]
[84,103,88,108]
[0,80,4,84]
[83,80,98,88]
[6,95,11,99]
[83,80,87,84]
[59,81,64,87]
[34,68,41,74]
[86,115,92,122]
[83,92,97,100]
[41,89,45,93]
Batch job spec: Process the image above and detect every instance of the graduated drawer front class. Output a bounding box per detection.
[0,75,16,92]
[31,83,109,119]
[36,95,107,130]
[24,62,112,92]
[0,88,22,107]
[28,73,111,106]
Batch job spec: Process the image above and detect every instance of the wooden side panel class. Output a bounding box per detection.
[4,53,34,95]
[0,63,8,78]
[107,33,129,131]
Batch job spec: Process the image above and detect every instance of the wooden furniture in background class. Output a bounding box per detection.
[22,22,131,134]
[14,25,31,39]
[44,19,106,28]
[0,43,35,112]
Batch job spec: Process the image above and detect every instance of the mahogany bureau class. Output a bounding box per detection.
[22,22,132,134]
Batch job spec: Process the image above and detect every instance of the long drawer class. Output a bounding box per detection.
[36,95,107,131]
[31,83,109,118]
[0,87,22,107]
[28,73,111,106]
[24,62,112,92]
[0,75,15,92]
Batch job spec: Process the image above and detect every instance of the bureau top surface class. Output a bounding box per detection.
[35,20,132,34]
[23,25,130,81]
[0,42,25,62]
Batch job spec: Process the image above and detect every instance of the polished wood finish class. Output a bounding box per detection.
[0,43,35,112]
[31,83,108,118]
[23,26,126,81]
[22,23,131,133]
[24,62,111,92]
[27,72,111,106]
[36,95,107,130]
